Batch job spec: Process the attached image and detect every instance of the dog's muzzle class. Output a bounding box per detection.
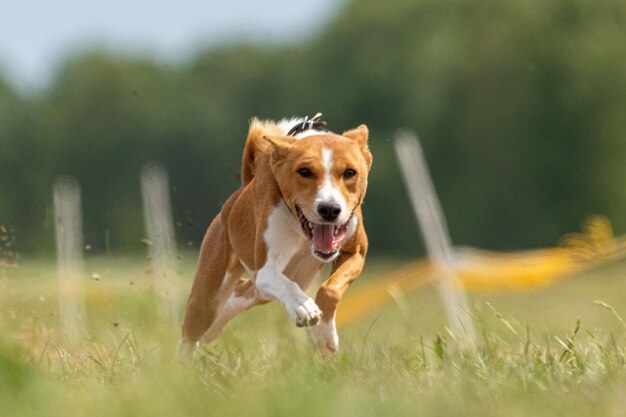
[296,205,351,261]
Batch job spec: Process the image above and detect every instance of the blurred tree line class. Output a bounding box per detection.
[1,0,625,257]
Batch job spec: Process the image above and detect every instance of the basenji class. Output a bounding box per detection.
[178,114,372,359]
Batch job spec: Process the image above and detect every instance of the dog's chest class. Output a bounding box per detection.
[263,202,310,270]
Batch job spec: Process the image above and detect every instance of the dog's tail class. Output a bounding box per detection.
[241,118,284,186]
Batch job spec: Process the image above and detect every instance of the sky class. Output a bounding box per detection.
[0,0,342,90]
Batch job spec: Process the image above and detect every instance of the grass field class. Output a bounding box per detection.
[1,253,625,417]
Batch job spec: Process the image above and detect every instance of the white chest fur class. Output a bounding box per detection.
[263,201,309,270]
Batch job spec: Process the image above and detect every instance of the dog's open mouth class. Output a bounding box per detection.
[296,206,350,261]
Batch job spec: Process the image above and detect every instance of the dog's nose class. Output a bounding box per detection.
[317,203,342,222]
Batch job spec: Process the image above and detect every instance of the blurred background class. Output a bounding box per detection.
[2,6,626,416]
[1,0,626,258]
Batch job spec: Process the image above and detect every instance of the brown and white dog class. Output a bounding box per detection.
[178,115,372,359]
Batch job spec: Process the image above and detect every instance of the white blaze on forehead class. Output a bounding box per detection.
[316,147,349,223]
[322,148,333,180]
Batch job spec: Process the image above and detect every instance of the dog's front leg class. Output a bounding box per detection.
[256,262,322,327]
[310,241,367,358]
[254,202,322,327]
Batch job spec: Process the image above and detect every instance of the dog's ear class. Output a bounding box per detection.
[263,135,295,161]
[342,124,373,170]
[342,124,369,147]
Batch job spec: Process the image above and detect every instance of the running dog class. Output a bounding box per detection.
[179,114,372,358]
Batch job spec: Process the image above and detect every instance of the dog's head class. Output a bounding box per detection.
[264,125,372,262]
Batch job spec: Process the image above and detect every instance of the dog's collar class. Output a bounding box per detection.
[287,112,329,137]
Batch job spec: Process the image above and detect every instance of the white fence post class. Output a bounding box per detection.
[394,132,476,344]
[53,177,86,340]
[141,162,180,323]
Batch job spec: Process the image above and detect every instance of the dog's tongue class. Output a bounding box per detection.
[313,224,335,253]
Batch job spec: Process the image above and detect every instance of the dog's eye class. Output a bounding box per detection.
[343,168,357,179]
[298,168,313,178]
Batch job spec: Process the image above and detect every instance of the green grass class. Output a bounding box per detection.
[1,254,625,417]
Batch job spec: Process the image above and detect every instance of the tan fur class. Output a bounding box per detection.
[181,118,372,356]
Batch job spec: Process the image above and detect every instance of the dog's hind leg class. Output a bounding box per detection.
[179,214,242,358]
[198,278,265,345]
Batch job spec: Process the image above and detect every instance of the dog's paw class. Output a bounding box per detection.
[292,297,322,327]
[309,320,339,359]
[177,338,198,361]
